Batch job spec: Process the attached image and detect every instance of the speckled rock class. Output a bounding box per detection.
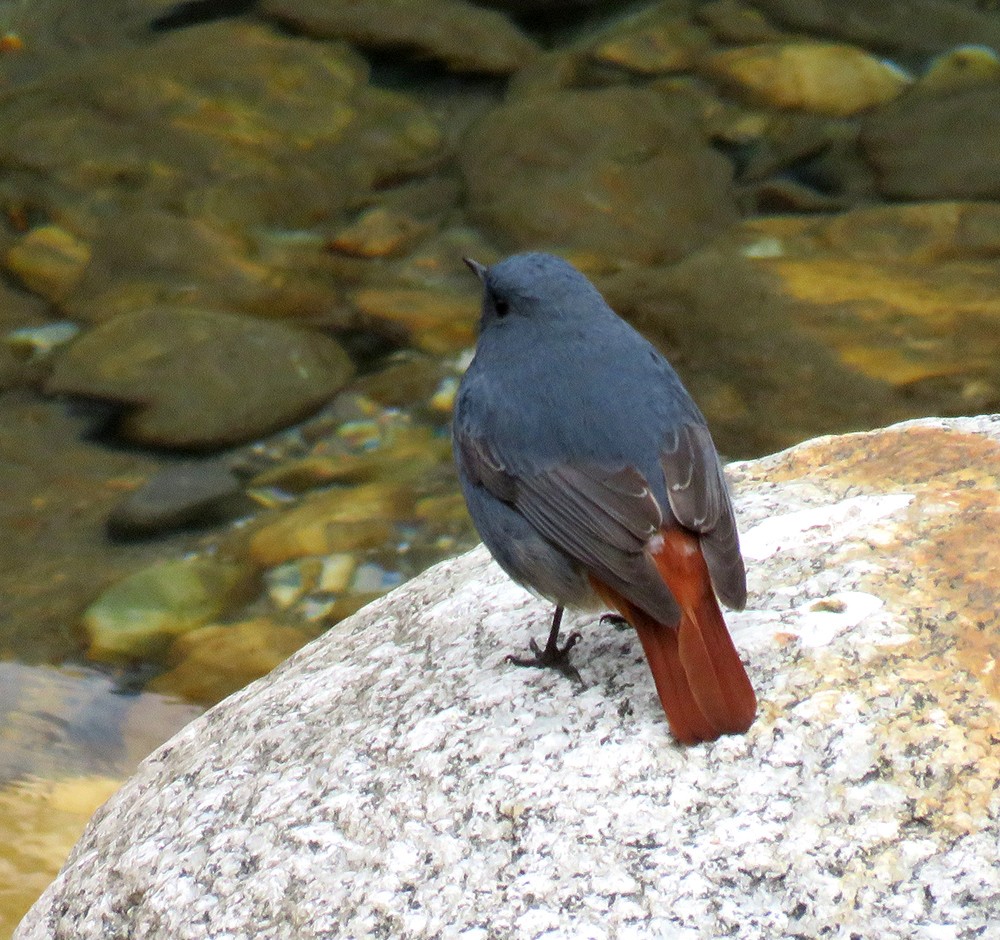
[259,0,540,75]
[45,306,355,449]
[461,86,738,264]
[15,416,1000,939]
[860,84,1000,200]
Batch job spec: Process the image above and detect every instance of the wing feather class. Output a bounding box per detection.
[661,424,746,610]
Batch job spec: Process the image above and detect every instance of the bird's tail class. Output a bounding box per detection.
[591,527,756,745]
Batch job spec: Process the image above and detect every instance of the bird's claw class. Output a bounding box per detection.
[507,630,584,685]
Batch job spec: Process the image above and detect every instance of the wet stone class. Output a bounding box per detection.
[748,0,1000,59]
[149,618,313,708]
[589,10,713,75]
[246,482,414,567]
[259,0,540,75]
[4,226,91,304]
[916,45,1000,94]
[326,208,431,259]
[45,306,355,450]
[108,459,243,537]
[696,0,786,44]
[860,84,1000,201]
[703,41,911,117]
[83,556,255,662]
[0,21,443,322]
[461,85,738,265]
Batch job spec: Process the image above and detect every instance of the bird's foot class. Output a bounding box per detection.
[506,605,584,685]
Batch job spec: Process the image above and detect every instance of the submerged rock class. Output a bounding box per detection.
[4,226,91,304]
[45,306,355,449]
[83,556,255,661]
[748,0,1000,58]
[108,459,243,537]
[703,41,911,116]
[861,84,1000,201]
[16,416,1000,939]
[260,0,540,74]
[0,21,443,320]
[589,9,713,75]
[461,85,738,264]
[149,618,313,708]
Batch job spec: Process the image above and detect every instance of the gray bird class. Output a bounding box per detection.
[452,252,755,744]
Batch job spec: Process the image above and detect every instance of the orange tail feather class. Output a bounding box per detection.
[651,528,756,736]
[590,527,756,744]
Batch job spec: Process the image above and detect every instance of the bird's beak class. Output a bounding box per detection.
[462,257,487,282]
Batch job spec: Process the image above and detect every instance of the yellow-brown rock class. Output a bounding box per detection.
[150,618,313,707]
[742,202,1000,389]
[591,14,712,75]
[917,44,1000,94]
[5,226,91,303]
[247,482,414,567]
[704,42,911,116]
[0,775,121,937]
[351,286,478,354]
[327,207,430,258]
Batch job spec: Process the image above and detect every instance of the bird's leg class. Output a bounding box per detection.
[506,605,583,685]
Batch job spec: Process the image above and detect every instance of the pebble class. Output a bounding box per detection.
[917,45,1000,94]
[246,482,413,567]
[4,226,91,304]
[326,207,430,258]
[590,13,711,75]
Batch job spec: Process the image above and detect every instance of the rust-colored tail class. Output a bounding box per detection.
[591,527,756,745]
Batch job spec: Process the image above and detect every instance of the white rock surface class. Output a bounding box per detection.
[16,416,1000,939]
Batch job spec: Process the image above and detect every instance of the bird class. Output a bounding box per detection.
[452,251,756,744]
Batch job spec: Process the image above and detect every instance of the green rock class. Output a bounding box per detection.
[83,557,255,662]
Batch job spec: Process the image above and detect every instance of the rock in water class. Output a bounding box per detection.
[16,417,1000,939]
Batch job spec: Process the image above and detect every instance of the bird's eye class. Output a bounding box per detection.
[494,298,509,318]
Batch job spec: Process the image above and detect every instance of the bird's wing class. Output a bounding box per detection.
[660,423,746,610]
[456,430,660,581]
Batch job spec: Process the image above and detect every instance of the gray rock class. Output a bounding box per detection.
[861,84,1000,200]
[108,459,243,536]
[16,416,1000,939]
